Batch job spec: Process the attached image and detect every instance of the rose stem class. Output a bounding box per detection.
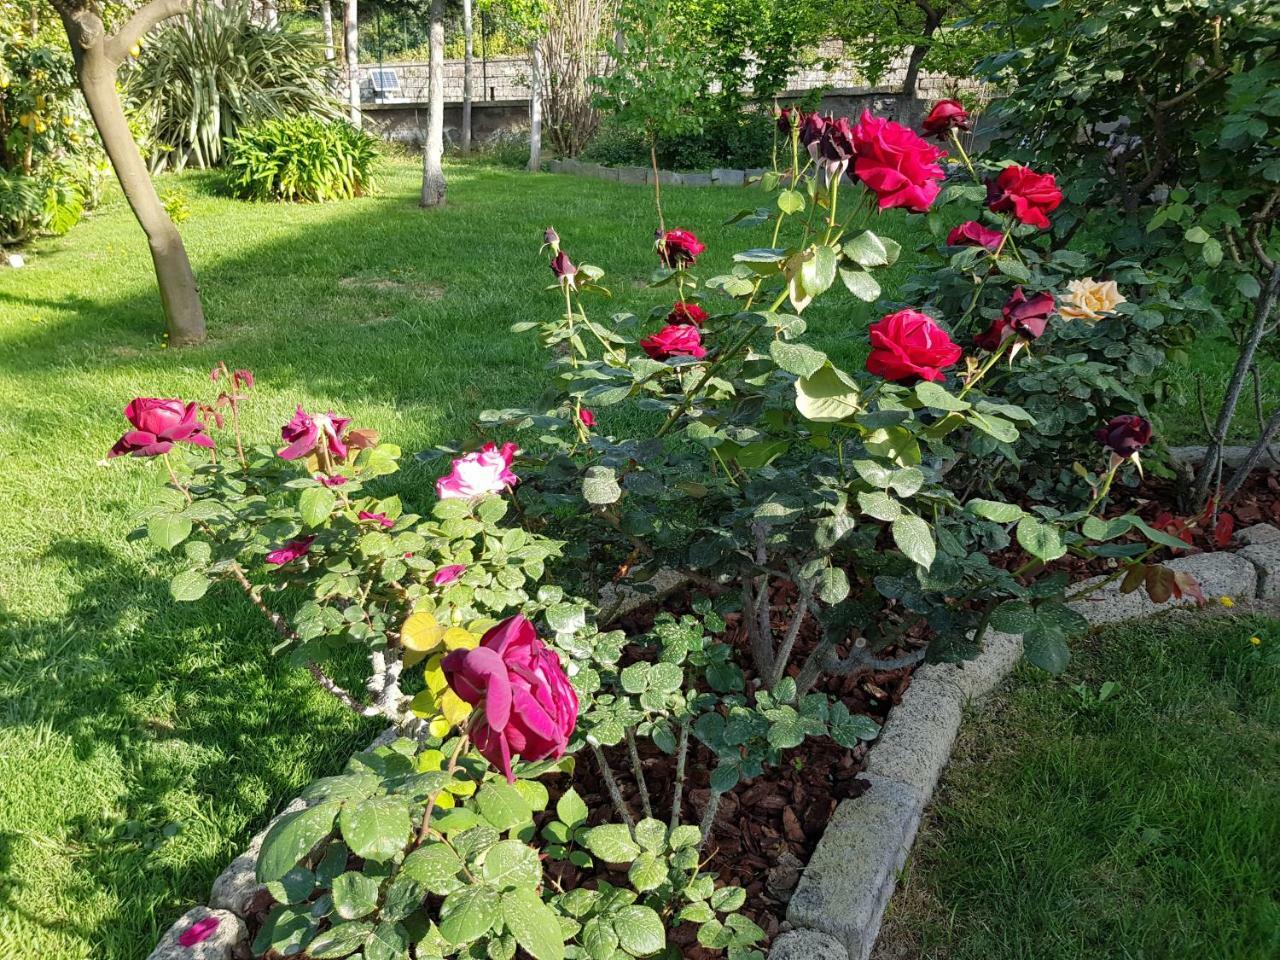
[589,741,635,830]
[624,729,653,819]
[697,786,723,855]
[669,718,690,830]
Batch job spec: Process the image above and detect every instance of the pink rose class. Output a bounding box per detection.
[279,407,352,462]
[946,220,1004,252]
[358,511,395,529]
[442,614,578,782]
[850,111,946,212]
[265,536,315,566]
[866,309,962,383]
[109,398,215,458]
[433,564,467,586]
[318,474,349,487]
[436,442,519,500]
[921,99,970,139]
[667,301,709,327]
[640,324,707,361]
[987,165,1062,230]
[657,229,705,268]
[578,408,596,428]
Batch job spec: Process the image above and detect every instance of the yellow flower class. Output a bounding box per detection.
[1250,635,1262,646]
[1219,596,1235,608]
[1059,278,1126,324]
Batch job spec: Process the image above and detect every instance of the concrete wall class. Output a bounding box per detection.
[363,100,527,148]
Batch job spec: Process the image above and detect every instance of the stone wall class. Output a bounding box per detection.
[363,99,528,148]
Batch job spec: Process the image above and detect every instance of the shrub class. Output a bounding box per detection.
[580,111,774,171]
[225,114,379,202]
[127,0,339,171]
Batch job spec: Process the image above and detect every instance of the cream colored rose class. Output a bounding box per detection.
[1059,277,1126,323]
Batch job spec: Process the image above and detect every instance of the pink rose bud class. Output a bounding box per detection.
[109,398,216,458]
[265,536,315,566]
[946,220,1004,252]
[640,324,707,361]
[578,408,596,428]
[442,614,579,782]
[318,474,349,487]
[667,301,708,327]
[436,442,520,500]
[358,511,395,529]
[433,564,467,586]
[279,407,352,462]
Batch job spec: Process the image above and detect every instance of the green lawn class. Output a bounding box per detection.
[875,609,1280,960]
[0,156,924,960]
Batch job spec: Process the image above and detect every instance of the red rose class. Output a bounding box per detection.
[815,116,856,169]
[549,250,576,280]
[866,309,962,383]
[798,111,827,148]
[109,398,215,458]
[921,99,970,139]
[974,287,1055,350]
[657,229,705,268]
[641,324,707,361]
[777,105,799,134]
[946,220,1004,252]
[850,111,946,213]
[578,408,596,428]
[1096,415,1153,456]
[667,301,708,326]
[987,165,1062,230]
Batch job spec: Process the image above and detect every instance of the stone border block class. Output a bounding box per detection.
[861,673,963,796]
[1068,552,1257,625]
[712,168,746,186]
[769,929,850,959]
[1238,541,1280,599]
[1238,523,1280,546]
[146,907,246,960]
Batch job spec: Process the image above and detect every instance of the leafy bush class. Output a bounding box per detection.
[225,114,379,202]
[128,0,339,171]
[580,111,774,171]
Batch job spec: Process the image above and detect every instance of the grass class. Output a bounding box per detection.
[875,609,1280,960]
[0,155,923,960]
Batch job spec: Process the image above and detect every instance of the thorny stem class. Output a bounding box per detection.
[958,332,1015,399]
[416,732,471,845]
[590,741,635,830]
[697,787,723,854]
[625,729,653,819]
[161,452,192,503]
[767,592,813,691]
[655,317,765,438]
[670,718,690,830]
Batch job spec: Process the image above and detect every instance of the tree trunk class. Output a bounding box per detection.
[53,1,206,345]
[344,0,360,127]
[902,3,942,100]
[462,0,474,153]
[527,39,543,172]
[321,0,335,61]
[420,0,446,207]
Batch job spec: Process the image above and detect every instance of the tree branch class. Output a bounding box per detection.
[104,0,191,65]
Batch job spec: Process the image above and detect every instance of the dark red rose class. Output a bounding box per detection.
[109,398,215,458]
[798,111,827,147]
[987,165,1063,230]
[921,99,971,139]
[550,250,576,280]
[946,220,1004,252]
[850,111,947,212]
[973,316,1014,352]
[816,116,856,167]
[1002,287,1055,339]
[640,324,707,360]
[1096,415,1153,456]
[657,229,705,268]
[667,301,708,327]
[866,309,962,383]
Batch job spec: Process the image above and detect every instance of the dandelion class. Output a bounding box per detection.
[1219,596,1235,608]
[1250,636,1262,646]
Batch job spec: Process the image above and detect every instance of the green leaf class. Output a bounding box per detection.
[309,921,375,959]
[818,567,850,604]
[299,486,336,527]
[257,801,341,883]
[800,244,839,298]
[1017,516,1067,562]
[332,870,381,920]
[892,513,935,569]
[582,466,622,505]
[1023,622,1070,673]
[968,411,1019,444]
[711,885,747,912]
[966,499,1025,523]
[477,781,533,831]
[340,796,410,863]
[583,823,641,862]
[669,825,701,850]
[795,363,860,422]
[915,381,971,412]
[1184,225,1210,244]
[501,887,565,960]
[613,904,666,956]
[169,568,210,601]
[628,852,667,891]
[777,189,805,214]
[482,839,542,889]
[400,842,465,895]
[265,865,315,905]
[842,230,890,267]
[364,922,411,960]
[857,490,901,522]
[555,788,589,828]
[995,258,1031,282]
[439,885,499,944]
[148,514,192,550]
[769,339,827,379]
[633,818,667,852]
[839,266,881,301]
[582,916,620,960]
[989,600,1035,634]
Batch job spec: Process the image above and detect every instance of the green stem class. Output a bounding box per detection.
[655,318,765,438]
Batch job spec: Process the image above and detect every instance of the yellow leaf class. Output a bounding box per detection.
[424,655,448,694]
[417,749,446,772]
[446,778,477,797]
[428,717,453,739]
[403,610,445,652]
[442,627,479,651]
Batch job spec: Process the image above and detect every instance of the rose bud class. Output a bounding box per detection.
[578,408,596,428]
[550,250,577,281]
[1096,415,1153,456]
[442,614,578,782]
[667,301,708,327]
[358,511,395,529]
[109,398,215,458]
[543,226,559,248]
[657,229,705,268]
[265,536,315,566]
[850,111,947,212]
[777,105,800,134]
[433,564,467,586]
[640,323,708,361]
[946,220,1004,252]
[921,99,971,139]
[279,407,351,462]
[866,309,962,383]
[1002,287,1055,339]
[987,165,1063,230]
[436,442,519,500]
[816,115,856,168]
